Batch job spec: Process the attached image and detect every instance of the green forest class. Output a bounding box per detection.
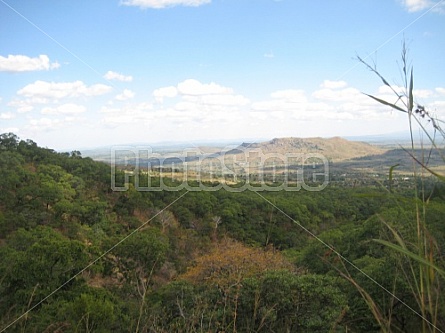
[0,132,444,333]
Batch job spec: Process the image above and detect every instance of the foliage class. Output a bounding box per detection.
[181,238,295,288]
[0,131,444,332]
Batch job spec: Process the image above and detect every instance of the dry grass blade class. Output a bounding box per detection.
[357,41,445,333]
[374,239,445,280]
[389,164,400,193]
[327,256,390,332]
[408,68,414,113]
[362,93,407,113]
[400,146,445,181]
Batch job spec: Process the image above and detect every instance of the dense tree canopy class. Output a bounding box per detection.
[0,133,444,332]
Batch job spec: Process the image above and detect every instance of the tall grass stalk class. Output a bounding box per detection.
[355,42,444,332]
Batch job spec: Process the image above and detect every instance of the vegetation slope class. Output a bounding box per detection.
[0,132,444,332]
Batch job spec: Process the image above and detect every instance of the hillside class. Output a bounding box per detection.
[1,133,445,332]
[83,136,385,163]
[99,137,387,173]
[235,137,386,162]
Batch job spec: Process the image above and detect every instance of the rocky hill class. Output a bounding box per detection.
[233,137,386,162]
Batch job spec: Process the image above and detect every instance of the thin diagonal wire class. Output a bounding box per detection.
[0,0,119,90]
[337,0,445,81]
[254,190,444,333]
[0,0,222,157]
[0,190,189,333]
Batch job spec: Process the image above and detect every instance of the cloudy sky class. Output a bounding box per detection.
[1,0,444,150]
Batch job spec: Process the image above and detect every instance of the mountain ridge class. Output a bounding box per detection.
[81,136,387,164]
[232,136,386,162]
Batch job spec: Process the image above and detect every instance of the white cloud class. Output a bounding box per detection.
[270,89,307,103]
[177,79,233,95]
[320,80,347,89]
[252,100,334,119]
[436,87,445,95]
[413,89,433,99]
[153,80,242,105]
[26,116,85,132]
[101,79,249,127]
[377,85,405,95]
[100,106,122,114]
[190,94,250,106]
[374,85,435,106]
[10,81,112,115]
[99,78,417,139]
[100,103,153,115]
[0,54,60,72]
[8,99,35,113]
[400,0,445,12]
[312,86,364,102]
[153,86,178,102]
[85,84,113,96]
[171,80,249,123]
[41,103,87,115]
[430,100,445,109]
[251,89,335,120]
[0,127,19,134]
[115,89,136,101]
[400,0,433,12]
[121,0,211,9]
[250,80,403,122]
[27,118,62,131]
[17,80,112,99]
[104,70,133,82]
[250,111,269,121]
[100,102,154,125]
[0,112,14,120]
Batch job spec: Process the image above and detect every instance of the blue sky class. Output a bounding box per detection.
[1,0,444,150]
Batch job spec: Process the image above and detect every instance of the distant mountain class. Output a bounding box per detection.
[231,137,386,162]
[85,136,387,166]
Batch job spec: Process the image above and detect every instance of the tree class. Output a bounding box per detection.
[181,238,295,332]
[58,288,126,333]
[181,238,294,288]
[112,228,169,333]
[0,132,19,150]
[0,226,90,331]
[239,271,348,332]
[0,151,26,211]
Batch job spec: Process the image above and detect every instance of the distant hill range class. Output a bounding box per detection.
[82,136,444,177]
[233,137,385,162]
[84,136,386,164]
